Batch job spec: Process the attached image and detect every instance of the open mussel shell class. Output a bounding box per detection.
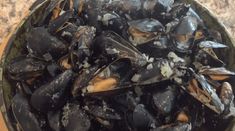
[219,82,234,114]
[58,55,73,70]
[84,100,121,121]
[136,35,170,58]
[170,16,199,53]
[57,22,79,43]
[68,26,96,68]
[30,70,74,113]
[82,58,134,94]
[131,59,174,85]
[48,10,73,35]
[7,56,46,81]
[185,71,224,114]
[174,16,198,35]
[196,74,224,113]
[199,67,235,81]
[27,27,67,60]
[70,26,96,49]
[12,93,42,131]
[195,49,225,67]
[198,41,227,49]
[71,65,99,97]
[128,18,164,46]
[99,12,128,36]
[92,31,147,67]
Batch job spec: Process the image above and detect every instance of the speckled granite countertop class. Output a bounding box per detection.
[0,0,35,44]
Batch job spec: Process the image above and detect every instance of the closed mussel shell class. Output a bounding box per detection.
[30,70,74,113]
[12,93,42,131]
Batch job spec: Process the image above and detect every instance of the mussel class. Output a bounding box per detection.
[128,18,164,46]
[7,56,46,81]
[92,31,147,67]
[82,58,134,94]
[12,94,42,131]
[30,70,74,112]
[27,27,67,59]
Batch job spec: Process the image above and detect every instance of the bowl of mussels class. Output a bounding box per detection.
[1,0,235,131]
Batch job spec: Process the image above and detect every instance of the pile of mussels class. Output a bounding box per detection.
[6,0,235,131]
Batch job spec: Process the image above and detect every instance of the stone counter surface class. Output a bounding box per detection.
[0,0,235,131]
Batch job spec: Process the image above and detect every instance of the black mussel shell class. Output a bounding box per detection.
[7,56,46,81]
[151,122,192,131]
[12,93,42,131]
[152,86,178,115]
[92,31,147,67]
[30,70,74,112]
[48,10,73,35]
[132,104,157,130]
[83,58,134,94]
[27,27,67,59]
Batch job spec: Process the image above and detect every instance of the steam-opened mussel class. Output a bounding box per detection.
[72,65,99,97]
[82,58,134,94]
[128,18,164,46]
[196,75,224,114]
[166,3,190,20]
[84,100,121,128]
[136,35,169,58]
[7,56,46,81]
[131,59,175,85]
[219,82,234,114]
[151,111,191,131]
[27,27,67,59]
[198,41,227,49]
[62,103,91,131]
[174,16,198,35]
[105,0,143,20]
[58,22,79,43]
[93,31,147,67]
[171,16,198,53]
[35,0,64,26]
[99,12,128,36]
[48,10,73,35]
[31,70,74,112]
[69,26,96,69]
[12,94,42,131]
[186,69,224,114]
[195,49,225,67]
[199,67,235,81]
[85,102,121,120]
